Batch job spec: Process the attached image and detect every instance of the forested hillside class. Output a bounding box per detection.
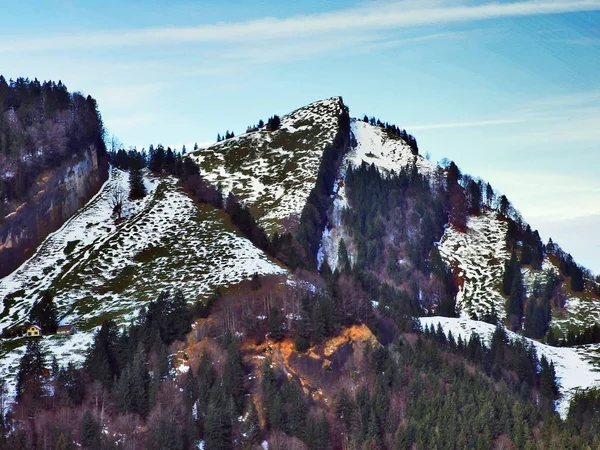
[2,96,600,449]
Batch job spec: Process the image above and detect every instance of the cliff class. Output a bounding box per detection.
[0,146,108,277]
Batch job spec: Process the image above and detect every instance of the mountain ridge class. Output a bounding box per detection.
[2,95,600,448]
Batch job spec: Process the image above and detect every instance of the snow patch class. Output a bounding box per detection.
[420,316,600,418]
[438,210,510,320]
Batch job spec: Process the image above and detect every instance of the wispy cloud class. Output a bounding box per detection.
[405,117,536,131]
[406,90,600,142]
[483,169,600,221]
[2,0,600,53]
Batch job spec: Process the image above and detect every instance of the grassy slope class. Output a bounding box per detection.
[0,168,287,396]
[191,97,344,235]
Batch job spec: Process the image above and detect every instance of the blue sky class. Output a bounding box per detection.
[2,0,600,272]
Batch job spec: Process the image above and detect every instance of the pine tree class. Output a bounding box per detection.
[128,166,146,199]
[337,238,351,273]
[197,350,217,413]
[29,290,58,333]
[336,388,355,430]
[16,339,47,401]
[503,251,519,296]
[507,269,525,330]
[85,319,120,385]
[499,195,510,217]
[81,411,101,449]
[204,384,232,450]
[294,317,310,352]
[222,339,245,414]
[147,416,185,450]
[571,265,585,292]
[183,368,199,412]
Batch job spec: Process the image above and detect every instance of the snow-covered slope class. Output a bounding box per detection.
[0,168,285,335]
[523,258,600,336]
[348,119,437,176]
[421,316,600,418]
[191,97,345,235]
[438,210,510,320]
[0,167,287,403]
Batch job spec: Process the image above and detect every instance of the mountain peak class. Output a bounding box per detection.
[191,96,347,235]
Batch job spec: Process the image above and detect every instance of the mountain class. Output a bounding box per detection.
[2,94,600,449]
[191,97,346,235]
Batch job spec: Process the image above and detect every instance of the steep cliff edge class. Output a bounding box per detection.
[0,76,108,277]
[0,147,108,277]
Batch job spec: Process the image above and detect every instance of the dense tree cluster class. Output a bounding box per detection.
[216,131,235,142]
[343,160,455,317]
[546,239,587,292]
[265,115,281,131]
[0,76,106,207]
[521,225,545,269]
[523,275,558,339]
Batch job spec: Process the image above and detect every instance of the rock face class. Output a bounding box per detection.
[0,146,108,277]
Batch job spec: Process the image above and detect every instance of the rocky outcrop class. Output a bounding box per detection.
[0,146,108,277]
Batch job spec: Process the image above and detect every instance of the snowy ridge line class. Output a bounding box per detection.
[420,316,600,418]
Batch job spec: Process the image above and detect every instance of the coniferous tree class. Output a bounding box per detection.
[499,195,510,217]
[336,388,355,431]
[147,416,185,450]
[337,238,351,273]
[571,265,585,292]
[503,250,519,296]
[294,316,310,352]
[183,368,199,412]
[56,362,85,406]
[29,290,58,333]
[507,269,525,330]
[16,339,47,401]
[81,411,101,450]
[165,147,176,174]
[128,166,146,199]
[85,319,120,386]
[223,339,245,414]
[204,383,232,450]
[149,144,166,173]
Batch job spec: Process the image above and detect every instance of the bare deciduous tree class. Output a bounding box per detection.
[108,184,126,219]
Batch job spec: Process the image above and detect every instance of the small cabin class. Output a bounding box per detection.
[56,325,77,336]
[26,325,42,337]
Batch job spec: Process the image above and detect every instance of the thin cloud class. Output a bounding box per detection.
[2,0,600,53]
[405,118,536,131]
